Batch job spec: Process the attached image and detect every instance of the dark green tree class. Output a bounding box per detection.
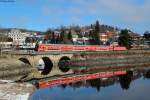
[90,24,94,29]
[51,32,55,44]
[60,28,69,44]
[118,29,132,49]
[89,30,94,45]
[93,31,100,45]
[60,29,65,42]
[68,30,72,40]
[90,20,100,45]
[45,29,53,40]
[95,20,100,33]
[25,37,35,43]
[144,31,150,40]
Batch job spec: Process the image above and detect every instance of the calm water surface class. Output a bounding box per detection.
[31,69,150,100]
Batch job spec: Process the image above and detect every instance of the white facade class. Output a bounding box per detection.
[8,29,30,45]
[73,37,89,45]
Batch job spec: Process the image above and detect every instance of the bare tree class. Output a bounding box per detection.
[0,35,6,56]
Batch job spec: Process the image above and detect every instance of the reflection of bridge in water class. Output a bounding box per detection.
[37,66,150,90]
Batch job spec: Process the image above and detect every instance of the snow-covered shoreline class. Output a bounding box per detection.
[0,80,35,100]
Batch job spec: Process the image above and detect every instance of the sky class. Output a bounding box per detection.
[0,0,149,34]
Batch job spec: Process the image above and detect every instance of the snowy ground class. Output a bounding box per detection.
[0,80,35,100]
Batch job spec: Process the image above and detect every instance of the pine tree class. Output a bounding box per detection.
[68,30,72,40]
[60,29,65,42]
[118,29,132,49]
[51,32,55,44]
[45,29,53,40]
[95,20,100,33]
[89,30,94,45]
[92,20,100,45]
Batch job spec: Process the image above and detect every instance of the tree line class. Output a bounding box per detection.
[44,20,107,45]
[43,20,138,50]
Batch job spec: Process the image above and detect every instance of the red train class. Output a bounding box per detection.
[36,44,127,51]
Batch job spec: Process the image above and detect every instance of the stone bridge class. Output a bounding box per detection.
[12,51,76,79]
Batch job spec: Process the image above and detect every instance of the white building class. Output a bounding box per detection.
[8,29,30,45]
[73,36,89,45]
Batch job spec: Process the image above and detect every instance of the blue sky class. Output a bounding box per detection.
[0,0,149,34]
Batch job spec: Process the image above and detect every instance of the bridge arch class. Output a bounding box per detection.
[19,58,31,65]
[58,56,70,73]
[37,57,53,75]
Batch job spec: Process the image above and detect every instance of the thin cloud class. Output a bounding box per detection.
[11,16,28,28]
[68,0,150,23]
[44,0,149,23]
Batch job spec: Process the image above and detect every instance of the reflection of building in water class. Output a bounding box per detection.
[59,76,118,92]
[100,77,117,87]
[143,69,150,79]
[58,70,147,92]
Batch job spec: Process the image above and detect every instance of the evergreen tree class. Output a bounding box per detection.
[90,24,94,29]
[89,30,94,45]
[68,30,72,40]
[95,20,100,33]
[60,29,69,44]
[45,29,53,40]
[60,29,65,42]
[92,20,100,45]
[118,29,132,49]
[93,31,100,45]
[144,31,150,40]
[51,32,55,44]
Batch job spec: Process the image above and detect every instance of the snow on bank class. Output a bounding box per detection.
[0,80,35,100]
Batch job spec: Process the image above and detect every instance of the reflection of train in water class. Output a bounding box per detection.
[35,44,127,51]
[38,70,127,88]
[36,66,150,88]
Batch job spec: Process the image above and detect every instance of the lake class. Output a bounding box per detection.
[31,67,150,100]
